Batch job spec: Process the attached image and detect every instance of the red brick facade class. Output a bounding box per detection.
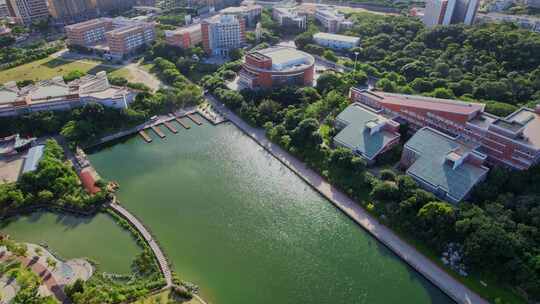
[350,88,540,170]
[239,48,315,89]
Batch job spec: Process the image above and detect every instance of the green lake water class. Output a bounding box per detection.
[85,118,454,304]
[0,212,140,274]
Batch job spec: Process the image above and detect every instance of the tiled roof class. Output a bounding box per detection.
[80,171,100,194]
[405,127,488,203]
[334,104,400,160]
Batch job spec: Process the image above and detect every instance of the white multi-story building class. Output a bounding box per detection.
[313,32,360,50]
[479,12,540,32]
[0,71,137,117]
[485,0,513,12]
[219,4,262,27]
[272,6,306,29]
[314,6,351,33]
[201,14,245,56]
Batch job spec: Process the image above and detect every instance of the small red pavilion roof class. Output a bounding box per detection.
[79,171,100,194]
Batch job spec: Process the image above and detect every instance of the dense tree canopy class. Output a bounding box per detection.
[337,13,540,111]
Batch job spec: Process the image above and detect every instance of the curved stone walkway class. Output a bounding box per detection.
[206,94,489,304]
[108,202,173,287]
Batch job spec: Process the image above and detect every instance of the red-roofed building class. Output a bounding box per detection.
[79,170,100,194]
[350,88,540,170]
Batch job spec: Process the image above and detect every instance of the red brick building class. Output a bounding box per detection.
[239,47,315,89]
[350,88,540,170]
[164,24,202,49]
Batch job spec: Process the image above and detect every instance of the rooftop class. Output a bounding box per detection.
[220,4,261,14]
[314,32,360,44]
[334,103,400,160]
[0,71,131,107]
[165,23,201,36]
[65,17,110,30]
[361,90,485,117]
[498,108,540,148]
[21,145,44,174]
[405,127,488,203]
[254,47,314,71]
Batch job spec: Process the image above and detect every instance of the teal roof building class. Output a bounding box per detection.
[401,127,489,204]
[334,103,401,164]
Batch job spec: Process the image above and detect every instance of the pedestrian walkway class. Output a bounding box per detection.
[0,251,69,304]
[108,202,173,287]
[206,94,488,304]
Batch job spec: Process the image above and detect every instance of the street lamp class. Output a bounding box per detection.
[353,51,359,71]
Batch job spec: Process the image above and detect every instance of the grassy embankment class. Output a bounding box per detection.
[0,55,135,83]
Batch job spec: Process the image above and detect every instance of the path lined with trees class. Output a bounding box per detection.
[108,201,173,287]
[206,95,488,304]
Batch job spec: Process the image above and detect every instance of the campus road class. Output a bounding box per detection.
[205,94,489,304]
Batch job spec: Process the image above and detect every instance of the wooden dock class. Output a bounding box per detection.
[163,121,178,134]
[175,117,191,129]
[187,113,202,126]
[138,130,152,143]
[150,125,166,138]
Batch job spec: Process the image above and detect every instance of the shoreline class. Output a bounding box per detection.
[206,94,488,304]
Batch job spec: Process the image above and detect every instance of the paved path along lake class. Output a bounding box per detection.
[88,119,454,304]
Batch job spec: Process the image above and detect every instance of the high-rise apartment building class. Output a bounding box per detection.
[47,0,134,24]
[47,0,97,23]
[0,0,11,18]
[201,14,244,56]
[7,0,49,25]
[423,0,479,27]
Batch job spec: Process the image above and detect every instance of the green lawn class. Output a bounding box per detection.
[0,56,120,83]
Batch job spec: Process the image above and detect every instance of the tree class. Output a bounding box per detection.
[485,101,518,117]
[294,32,313,50]
[370,181,400,202]
[63,70,86,82]
[229,48,243,61]
[291,118,322,149]
[430,87,455,99]
[257,99,281,124]
[416,201,456,248]
[411,78,433,93]
[380,169,396,181]
[316,72,342,94]
[323,49,338,62]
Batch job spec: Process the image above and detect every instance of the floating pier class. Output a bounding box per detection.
[139,130,152,143]
[151,125,166,138]
[187,114,202,126]
[163,121,178,134]
[175,117,191,129]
